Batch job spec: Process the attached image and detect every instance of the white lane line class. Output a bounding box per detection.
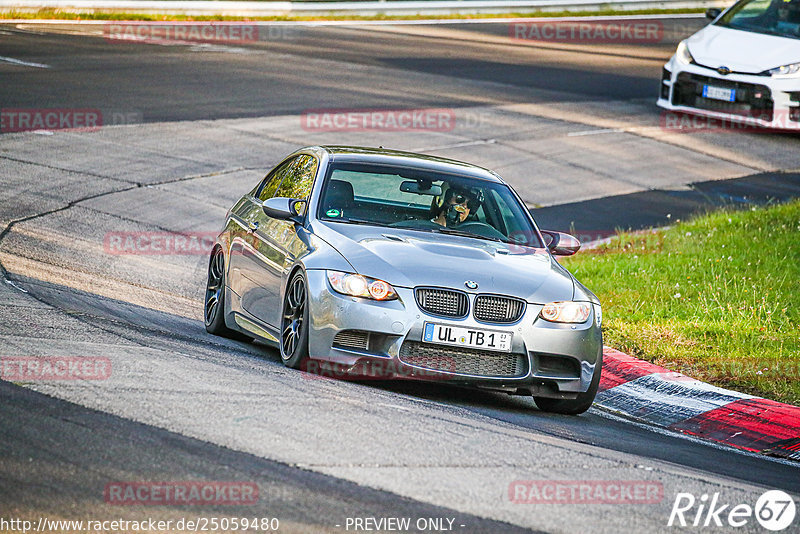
[0,55,50,68]
[410,138,497,152]
[187,43,253,54]
[567,126,663,136]
[568,127,627,136]
[5,280,29,293]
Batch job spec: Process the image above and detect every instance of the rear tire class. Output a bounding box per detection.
[204,246,251,341]
[280,270,310,369]
[534,351,602,415]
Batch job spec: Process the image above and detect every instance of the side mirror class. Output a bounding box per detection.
[540,230,581,256]
[263,197,304,222]
[705,7,722,20]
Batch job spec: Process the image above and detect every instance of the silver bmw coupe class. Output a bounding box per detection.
[205,146,602,414]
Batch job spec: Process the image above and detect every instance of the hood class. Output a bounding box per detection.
[313,221,575,304]
[687,25,800,73]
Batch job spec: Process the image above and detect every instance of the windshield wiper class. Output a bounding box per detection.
[327,217,389,228]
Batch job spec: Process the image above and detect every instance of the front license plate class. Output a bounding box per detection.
[703,85,735,102]
[422,322,512,352]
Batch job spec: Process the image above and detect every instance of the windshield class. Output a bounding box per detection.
[716,0,800,39]
[316,162,543,247]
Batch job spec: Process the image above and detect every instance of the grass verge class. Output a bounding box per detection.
[561,200,800,406]
[0,7,705,22]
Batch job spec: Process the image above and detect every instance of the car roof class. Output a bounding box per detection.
[315,145,504,183]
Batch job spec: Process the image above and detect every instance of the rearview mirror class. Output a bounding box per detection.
[540,230,581,256]
[400,180,442,196]
[705,7,721,19]
[263,197,303,222]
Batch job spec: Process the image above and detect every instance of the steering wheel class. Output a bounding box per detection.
[454,221,508,240]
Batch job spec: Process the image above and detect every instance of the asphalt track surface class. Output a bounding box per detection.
[1,16,800,533]
[0,17,725,120]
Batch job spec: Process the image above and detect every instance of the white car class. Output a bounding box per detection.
[658,0,800,130]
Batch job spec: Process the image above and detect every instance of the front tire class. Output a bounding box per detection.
[280,270,310,369]
[534,351,602,415]
[205,246,251,341]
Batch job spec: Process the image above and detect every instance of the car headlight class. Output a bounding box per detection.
[761,62,800,77]
[675,40,695,65]
[539,301,592,323]
[326,270,398,301]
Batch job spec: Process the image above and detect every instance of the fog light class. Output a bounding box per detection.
[661,69,671,100]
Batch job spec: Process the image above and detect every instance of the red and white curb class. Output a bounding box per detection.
[597,347,800,461]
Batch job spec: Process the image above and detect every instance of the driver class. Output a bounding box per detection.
[775,0,800,30]
[432,187,477,227]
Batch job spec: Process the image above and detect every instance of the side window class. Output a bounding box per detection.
[274,155,318,214]
[489,189,542,247]
[274,155,318,200]
[737,0,770,17]
[256,158,295,202]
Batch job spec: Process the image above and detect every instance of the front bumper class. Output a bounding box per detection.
[304,270,602,398]
[657,58,800,131]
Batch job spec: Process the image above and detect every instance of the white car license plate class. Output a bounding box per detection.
[422,322,512,352]
[703,85,736,102]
